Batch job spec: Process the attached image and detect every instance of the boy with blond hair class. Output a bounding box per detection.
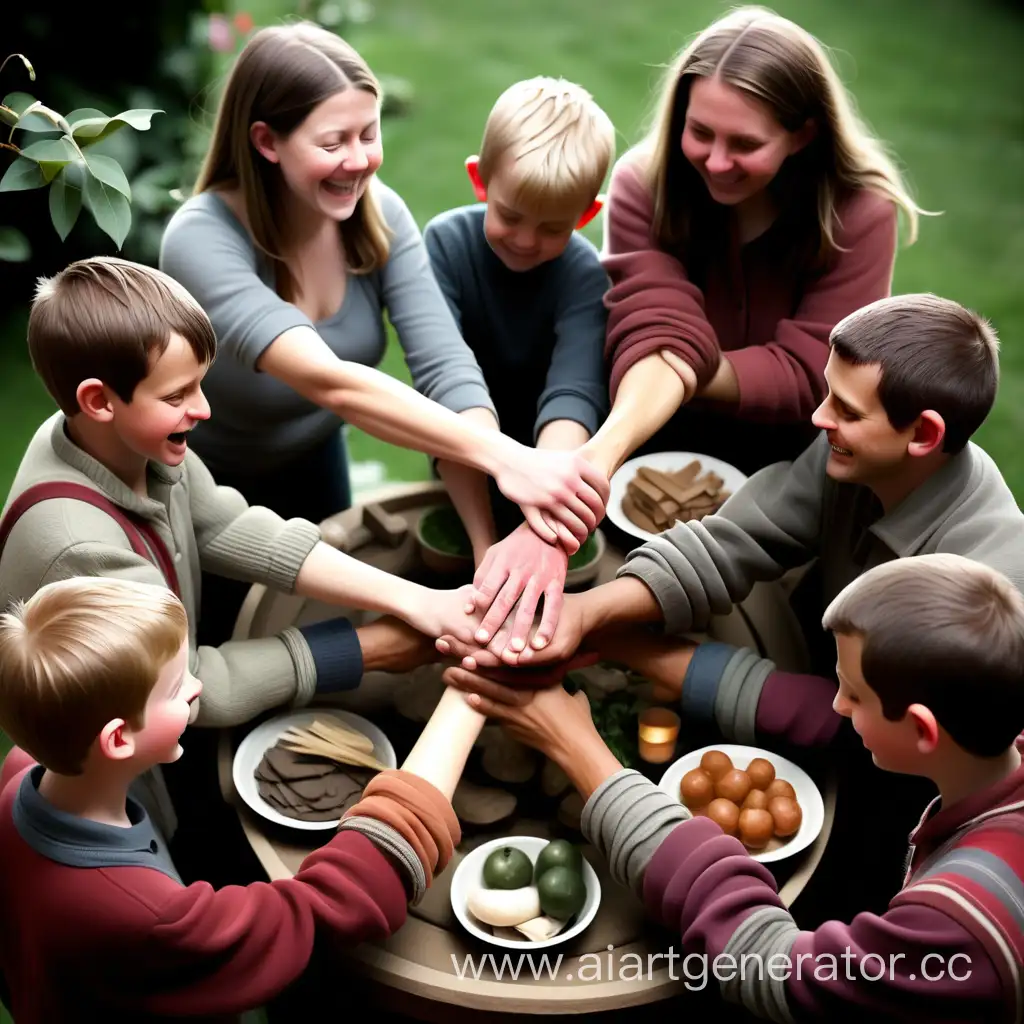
[425,77,615,538]
[0,576,463,1022]
[447,554,1024,1022]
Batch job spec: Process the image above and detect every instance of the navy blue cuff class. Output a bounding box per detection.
[299,618,364,693]
[680,642,740,723]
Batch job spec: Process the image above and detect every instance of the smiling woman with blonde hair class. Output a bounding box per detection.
[159,21,607,644]
[582,5,928,481]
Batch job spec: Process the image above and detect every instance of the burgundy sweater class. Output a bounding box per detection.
[583,660,1022,1021]
[601,155,898,421]
[0,749,408,1023]
[642,738,1023,1022]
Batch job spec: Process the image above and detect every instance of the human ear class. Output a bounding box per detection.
[465,155,487,201]
[907,703,940,754]
[97,718,136,762]
[575,195,604,229]
[75,379,116,424]
[908,410,946,458]
[250,121,280,164]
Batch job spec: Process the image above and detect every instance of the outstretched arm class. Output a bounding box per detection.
[257,326,606,546]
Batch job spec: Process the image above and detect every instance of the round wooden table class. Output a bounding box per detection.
[218,482,836,1019]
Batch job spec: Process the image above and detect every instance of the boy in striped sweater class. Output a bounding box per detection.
[446,553,1024,1022]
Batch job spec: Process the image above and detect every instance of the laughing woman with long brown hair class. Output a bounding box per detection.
[582,6,927,482]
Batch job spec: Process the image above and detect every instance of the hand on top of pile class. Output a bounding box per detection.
[491,446,608,553]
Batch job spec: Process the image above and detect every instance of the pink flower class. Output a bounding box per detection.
[234,11,255,34]
[208,14,235,53]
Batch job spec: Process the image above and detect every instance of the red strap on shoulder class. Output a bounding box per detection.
[0,482,182,599]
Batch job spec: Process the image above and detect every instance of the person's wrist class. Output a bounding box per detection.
[391,580,434,633]
[579,436,620,481]
[476,430,522,479]
[561,728,623,801]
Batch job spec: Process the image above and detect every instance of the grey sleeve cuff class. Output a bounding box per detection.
[264,520,323,593]
[534,393,603,442]
[427,380,497,420]
[720,906,799,1023]
[336,816,427,904]
[616,549,696,636]
[714,648,774,745]
[580,769,692,897]
[277,627,318,709]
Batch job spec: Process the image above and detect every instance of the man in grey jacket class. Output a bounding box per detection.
[443,293,1021,673]
[439,293,1022,917]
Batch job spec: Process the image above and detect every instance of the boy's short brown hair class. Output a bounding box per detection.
[830,293,999,454]
[28,257,217,416]
[477,76,616,217]
[823,554,1024,757]
[0,577,189,775]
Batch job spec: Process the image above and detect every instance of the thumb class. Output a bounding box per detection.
[457,688,501,719]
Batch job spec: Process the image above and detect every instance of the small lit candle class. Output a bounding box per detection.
[638,707,681,764]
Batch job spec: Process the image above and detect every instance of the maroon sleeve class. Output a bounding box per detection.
[728,191,898,422]
[111,830,408,1015]
[643,819,1002,1022]
[601,156,721,399]
[757,670,844,748]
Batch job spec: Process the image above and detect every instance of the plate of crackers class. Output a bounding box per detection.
[607,452,748,542]
[232,708,397,831]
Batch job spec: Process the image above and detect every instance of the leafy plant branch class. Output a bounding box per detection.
[0,52,163,255]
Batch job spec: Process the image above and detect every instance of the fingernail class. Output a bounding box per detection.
[436,640,450,653]
[475,629,490,643]
[464,603,475,614]
[464,657,477,670]
[510,638,525,652]
[533,636,548,649]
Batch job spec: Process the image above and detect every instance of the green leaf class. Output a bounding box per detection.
[83,172,131,249]
[49,162,84,241]
[0,156,46,192]
[82,152,130,199]
[15,100,69,134]
[0,226,30,262]
[19,136,79,183]
[71,108,163,146]
[65,107,108,126]
[2,91,35,114]
[1,92,52,132]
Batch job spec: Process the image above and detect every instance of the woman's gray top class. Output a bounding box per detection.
[159,181,495,476]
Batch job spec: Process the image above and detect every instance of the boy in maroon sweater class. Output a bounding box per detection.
[0,576,463,1023]
[446,554,1024,1022]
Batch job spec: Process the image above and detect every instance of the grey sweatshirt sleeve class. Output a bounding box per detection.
[159,196,314,371]
[535,239,610,441]
[580,769,693,897]
[618,435,829,635]
[375,185,495,417]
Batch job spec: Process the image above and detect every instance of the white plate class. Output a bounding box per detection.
[232,708,397,831]
[451,836,601,950]
[658,743,824,863]
[607,451,748,543]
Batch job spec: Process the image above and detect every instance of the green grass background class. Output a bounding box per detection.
[0,0,1021,1016]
